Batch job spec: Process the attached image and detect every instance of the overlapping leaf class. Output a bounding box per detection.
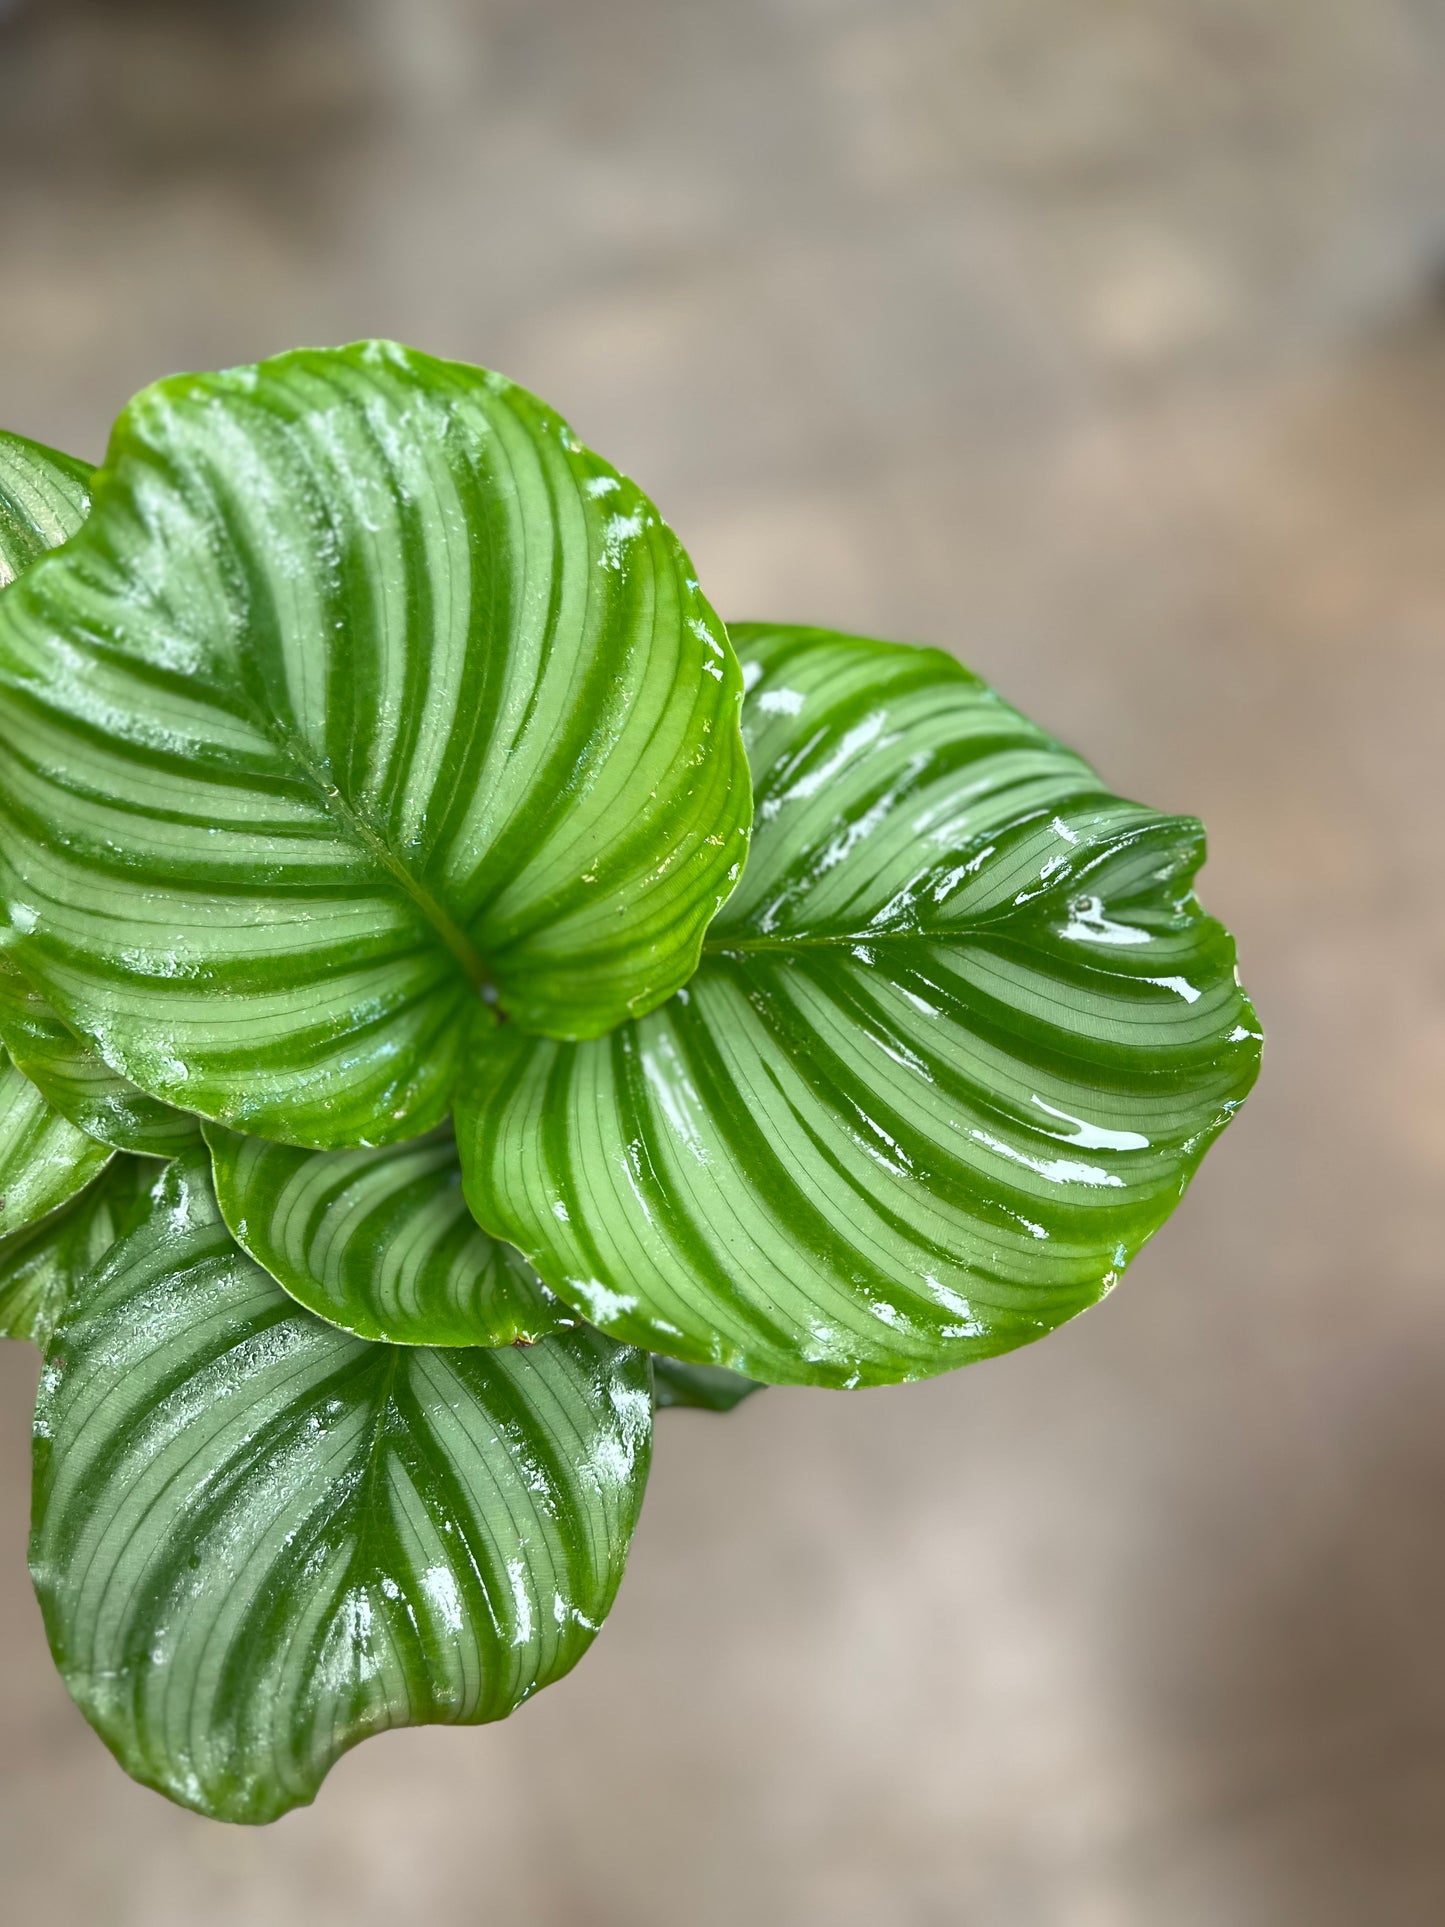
[205,1122,566,1346]
[0,442,203,1167]
[0,430,91,586]
[0,1048,112,1238]
[458,624,1262,1388]
[31,1156,652,1824]
[0,1154,159,1345]
[0,962,201,1155]
[0,344,750,1148]
[651,1357,764,1412]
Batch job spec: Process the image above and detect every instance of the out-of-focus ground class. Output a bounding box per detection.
[2,1,1444,1920]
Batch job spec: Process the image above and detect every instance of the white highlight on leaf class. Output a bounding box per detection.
[969,1127,1125,1188]
[598,511,644,571]
[1059,894,1151,946]
[572,1278,638,1321]
[340,1588,380,1682]
[1031,1095,1149,1152]
[757,687,805,716]
[505,1559,534,1646]
[422,1563,464,1634]
[1144,974,1202,1003]
[642,1036,710,1163]
[781,711,886,804]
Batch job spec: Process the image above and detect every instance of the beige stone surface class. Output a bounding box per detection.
[1,1,1443,1919]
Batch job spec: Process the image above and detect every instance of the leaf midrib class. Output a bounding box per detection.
[306,772,495,997]
[238,688,497,1002]
[702,927,991,955]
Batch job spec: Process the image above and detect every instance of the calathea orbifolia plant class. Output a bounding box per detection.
[0,345,1260,1823]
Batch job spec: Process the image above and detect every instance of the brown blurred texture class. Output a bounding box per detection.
[2,1,1444,1920]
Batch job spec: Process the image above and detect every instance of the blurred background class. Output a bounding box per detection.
[1,1,1443,1920]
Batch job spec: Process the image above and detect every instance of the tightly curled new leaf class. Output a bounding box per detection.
[31,1156,652,1824]
[458,624,1262,1388]
[204,1122,567,1347]
[0,344,750,1148]
[0,431,91,587]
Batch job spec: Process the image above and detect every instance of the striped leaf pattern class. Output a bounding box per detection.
[458,624,1262,1388]
[0,430,91,587]
[0,1154,160,1345]
[205,1122,567,1347]
[0,443,202,1168]
[31,1156,652,1824]
[0,344,749,1148]
[0,961,201,1156]
[0,1049,113,1237]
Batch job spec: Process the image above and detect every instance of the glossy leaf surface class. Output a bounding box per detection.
[32,1157,652,1824]
[459,624,1262,1387]
[0,1049,112,1238]
[651,1357,764,1412]
[0,962,201,1156]
[0,431,90,587]
[205,1122,567,1347]
[0,343,749,1148]
[0,1154,159,1345]
[0,438,201,1161]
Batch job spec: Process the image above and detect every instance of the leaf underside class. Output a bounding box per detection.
[31,1157,652,1824]
[651,1356,764,1412]
[458,623,1262,1388]
[0,343,750,1149]
[205,1121,567,1347]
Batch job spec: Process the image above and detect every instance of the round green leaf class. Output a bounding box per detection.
[0,960,202,1156]
[0,1048,112,1238]
[0,1154,160,1346]
[204,1121,568,1347]
[651,1357,764,1412]
[31,1155,652,1825]
[458,623,1262,1388]
[0,430,91,587]
[0,343,749,1148]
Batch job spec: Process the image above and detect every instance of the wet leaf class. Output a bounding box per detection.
[31,1155,652,1824]
[0,430,90,587]
[0,1154,160,1346]
[0,1048,112,1239]
[0,345,749,1148]
[205,1122,567,1347]
[458,624,1261,1387]
[0,962,201,1156]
